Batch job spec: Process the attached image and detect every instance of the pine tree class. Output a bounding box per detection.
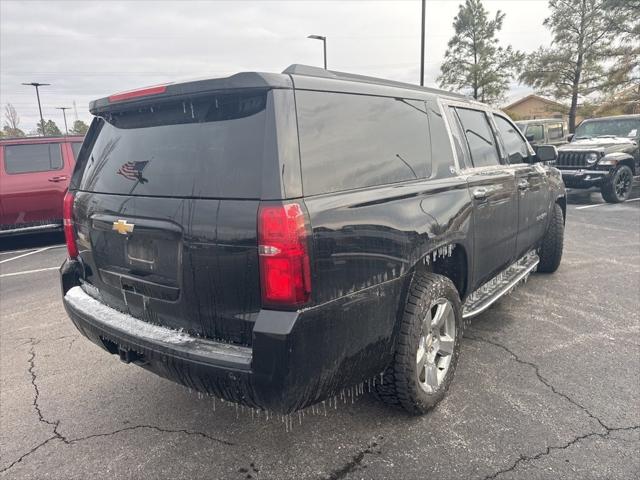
[70,120,89,135]
[37,119,62,136]
[438,0,524,104]
[519,0,633,132]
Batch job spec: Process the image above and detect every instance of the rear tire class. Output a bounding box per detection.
[537,203,564,273]
[601,165,633,203]
[375,272,463,415]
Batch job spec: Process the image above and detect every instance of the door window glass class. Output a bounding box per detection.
[527,124,544,141]
[4,143,63,174]
[493,115,530,164]
[454,108,501,167]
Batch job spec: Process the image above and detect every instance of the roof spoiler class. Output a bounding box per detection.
[90,72,293,114]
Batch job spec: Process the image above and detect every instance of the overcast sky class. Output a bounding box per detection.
[1,0,552,132]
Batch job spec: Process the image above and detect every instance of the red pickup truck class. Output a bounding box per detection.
[0,135,84,237]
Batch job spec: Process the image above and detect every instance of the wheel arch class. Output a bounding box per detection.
[618,157,636,175]
[412,243,469,301]
[555,195,567,224]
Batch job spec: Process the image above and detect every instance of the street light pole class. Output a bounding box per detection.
[56,107,70,135]
[22,82,50,136]
[420,0,425,86]
[307,35,327,69]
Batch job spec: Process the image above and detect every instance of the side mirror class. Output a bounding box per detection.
[567,134,574,142]
[536,145,558,163]
[525,134,535,142]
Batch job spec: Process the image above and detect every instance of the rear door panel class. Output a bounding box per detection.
[466,169,518,287]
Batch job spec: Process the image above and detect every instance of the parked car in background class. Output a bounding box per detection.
[61,65,565,416]
[515,119,567,148]
[556,114,639,203]
[0,135,84,237]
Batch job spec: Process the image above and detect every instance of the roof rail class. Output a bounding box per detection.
[282,64,467,99]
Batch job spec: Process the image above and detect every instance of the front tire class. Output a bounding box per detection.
[375,272,463,415]
[601,164,633,203]
[538,203,564,273]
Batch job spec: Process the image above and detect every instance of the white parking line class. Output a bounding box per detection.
[0,248,36,256]
[0,266,59,278]
[0,246,58,264]
[575,198,640,210]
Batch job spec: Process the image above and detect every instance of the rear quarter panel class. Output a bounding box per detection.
[301,177,473,384]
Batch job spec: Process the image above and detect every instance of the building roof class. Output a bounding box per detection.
[503,94,567,111]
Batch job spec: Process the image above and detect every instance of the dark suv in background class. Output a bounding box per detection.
[61,65,566,415]
[556,114,639,202]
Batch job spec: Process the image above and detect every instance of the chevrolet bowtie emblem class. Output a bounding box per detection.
[112,219,134,235]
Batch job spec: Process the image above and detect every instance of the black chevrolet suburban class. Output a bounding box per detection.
[556,114,639,202]
[61,65,566,415]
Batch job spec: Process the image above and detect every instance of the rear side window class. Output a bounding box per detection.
[297,91,431,195]
[548,124,564,139]
[493,115,529,164]
[4,143,63,174]
[78,91,267,198]
[71,142,82,160]
[454,108,501,167]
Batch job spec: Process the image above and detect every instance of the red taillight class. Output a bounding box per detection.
[258,203,312,308]
[63,191,78,259]
[108,84,167,103]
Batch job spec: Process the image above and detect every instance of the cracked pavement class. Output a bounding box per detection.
[1,190,639,479]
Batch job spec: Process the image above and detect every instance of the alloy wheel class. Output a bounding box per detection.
[615,168,632,201]
[416,298,456,393]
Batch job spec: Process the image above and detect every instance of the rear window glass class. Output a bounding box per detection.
[4,143,63,174]
[78,91,267,198]
[297,91,431,195]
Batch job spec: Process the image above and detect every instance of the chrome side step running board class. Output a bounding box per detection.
[462,250,539,319]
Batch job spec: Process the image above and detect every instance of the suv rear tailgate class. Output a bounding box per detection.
[72,90,271,346]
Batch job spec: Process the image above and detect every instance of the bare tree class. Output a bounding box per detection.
[3,103,25,137]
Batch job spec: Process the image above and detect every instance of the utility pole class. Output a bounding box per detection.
[56,107,70,135]
[420,0,426,86]
[307,35,327,69]
[22,82,50,136]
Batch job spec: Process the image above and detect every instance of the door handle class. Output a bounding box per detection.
[518,179,530,190]
[472,187,489,200]
[48,176,68,182]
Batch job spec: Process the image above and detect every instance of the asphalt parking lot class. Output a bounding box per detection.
[1,190,639,480]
